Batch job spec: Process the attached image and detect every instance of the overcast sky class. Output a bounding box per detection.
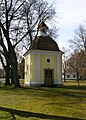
[47,0,86,50]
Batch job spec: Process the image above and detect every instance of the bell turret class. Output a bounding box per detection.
[37,21,48,36]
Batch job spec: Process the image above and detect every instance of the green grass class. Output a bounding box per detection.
[0,80,86,120]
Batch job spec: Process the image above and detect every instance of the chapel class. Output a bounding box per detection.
[24,21,63,87]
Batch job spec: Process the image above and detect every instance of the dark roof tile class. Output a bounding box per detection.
[29,36,60,51]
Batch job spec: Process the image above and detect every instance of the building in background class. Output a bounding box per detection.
[65,72,77,80]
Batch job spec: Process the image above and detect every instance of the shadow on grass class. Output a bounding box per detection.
[28,86,86,98]
[0,85,86,99]
[0,106,84,120]
[62,85,86,90]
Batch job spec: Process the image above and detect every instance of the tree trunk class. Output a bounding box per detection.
[64,69,66,82]
[11,64,20,88]
[76,69,80,86]
[0,53,11,86]
[5,64,11,86]
[10,49,20,88]
[10,68,14,84]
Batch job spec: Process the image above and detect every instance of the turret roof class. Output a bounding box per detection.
[29,36,60,51]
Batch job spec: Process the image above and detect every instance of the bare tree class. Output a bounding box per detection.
[68,50,80,84]
[0,28,11,85]
[0,0,24,87]
[66,50,86,85]
[69,25,86,82]
[62,47,70,82]
[0,0,57,87]
[70,25,86,52]
[16,0,56,51]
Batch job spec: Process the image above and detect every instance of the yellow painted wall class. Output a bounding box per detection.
[25,51,63,84]
[30,54,36,81]
[25,53,36,82]
[40,54,57,81]
[60,55,63,80]
[25,54,30,83]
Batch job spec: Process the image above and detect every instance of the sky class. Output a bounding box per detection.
[47,0,86,51]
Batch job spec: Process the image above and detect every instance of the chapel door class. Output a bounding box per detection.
[44,69,53,86]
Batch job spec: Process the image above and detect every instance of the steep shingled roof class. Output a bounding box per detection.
[29,36,60,51]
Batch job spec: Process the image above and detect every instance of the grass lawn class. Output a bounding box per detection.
[0,80,86,120]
